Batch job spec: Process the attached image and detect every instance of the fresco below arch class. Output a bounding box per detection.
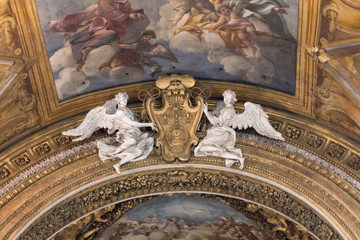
[100,194,275,239]
[35,0,298,100]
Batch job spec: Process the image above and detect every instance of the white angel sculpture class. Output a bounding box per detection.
[194,90,284,170]
[62,92,156,174]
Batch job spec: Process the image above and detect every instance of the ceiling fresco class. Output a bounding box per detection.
[35,0,298,100]
[0,0,360,239]
[100,194,275,239]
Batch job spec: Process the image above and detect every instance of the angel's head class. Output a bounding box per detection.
[141,30,156,42]
[223,90,237,105]
[115,92,129,107]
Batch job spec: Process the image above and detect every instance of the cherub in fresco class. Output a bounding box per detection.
[171,0,294,49]
[99,30,178,78]
[208,3,260,56]
[170,0,216,27]
[49,0,146,71]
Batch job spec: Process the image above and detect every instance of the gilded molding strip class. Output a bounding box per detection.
[241,133,360,191]
[1,132,360,211]
[3,160,357,239]
[0,154,110,232]
[15,168,343,240]
[0,138,103,199]
[248,155,360,231]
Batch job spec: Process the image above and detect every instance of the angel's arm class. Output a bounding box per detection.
[203,103,220,125]
[208,16,226,31]
[118,110,156,130]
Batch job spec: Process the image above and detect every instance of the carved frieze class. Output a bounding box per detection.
[19,169,341,240]
[346,154,360,171]
[306,133,326,149]
[50,197,153,240]
[327,142,347,160]
[33,142,52,156]
[285,125,304,140]
[316,68,360,139]
[269,119,283,131]
[0,76,39,149]
[53,134,72,146]
[0,165,11,180]
[11,152,31,167]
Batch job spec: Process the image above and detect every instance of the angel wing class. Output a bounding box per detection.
[146,43,178,62]
[231,102,285,140]
[62,99,118,141]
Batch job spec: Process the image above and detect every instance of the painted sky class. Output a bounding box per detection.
[35,0,299,100]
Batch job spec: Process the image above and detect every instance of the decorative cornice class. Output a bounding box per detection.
[18,169,341,240]
[0,105,359,240]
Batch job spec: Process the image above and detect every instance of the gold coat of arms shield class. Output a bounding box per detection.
[146,75,203,161]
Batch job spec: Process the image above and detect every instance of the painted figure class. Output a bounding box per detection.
[195,90,284,169]
[49,0,146,71]
[208,4,259,56]
[172,0,293,51]
[170,0,215,27]
[243,0,294,40]
[99,30,178,78]
[62,92,155,174]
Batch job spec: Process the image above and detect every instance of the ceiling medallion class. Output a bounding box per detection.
[63,75,284,172]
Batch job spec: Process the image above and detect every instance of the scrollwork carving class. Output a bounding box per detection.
[19,169,340,240]
[51,197,153,240]
[318,70,332,99]
[316,69,360,138]
[321,1,339,44]
[146,75,204,161]
[0,79,39,148]
[0,0,19,55]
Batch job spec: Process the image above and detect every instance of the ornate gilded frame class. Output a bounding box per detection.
[1,105,360,239]
[5,0,319,126]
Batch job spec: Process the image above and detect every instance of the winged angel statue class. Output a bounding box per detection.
[195,90,284,170]
[62,92,155,174]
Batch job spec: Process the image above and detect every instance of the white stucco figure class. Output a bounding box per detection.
[62,92,155,174]
[195,90,284,170]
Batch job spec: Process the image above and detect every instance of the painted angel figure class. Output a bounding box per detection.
[194,90,284,170]
[99,30,178,78]
[62,92,155,174]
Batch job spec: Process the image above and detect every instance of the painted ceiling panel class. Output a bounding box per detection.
[0,0,358,153]
[35,0,298,100]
